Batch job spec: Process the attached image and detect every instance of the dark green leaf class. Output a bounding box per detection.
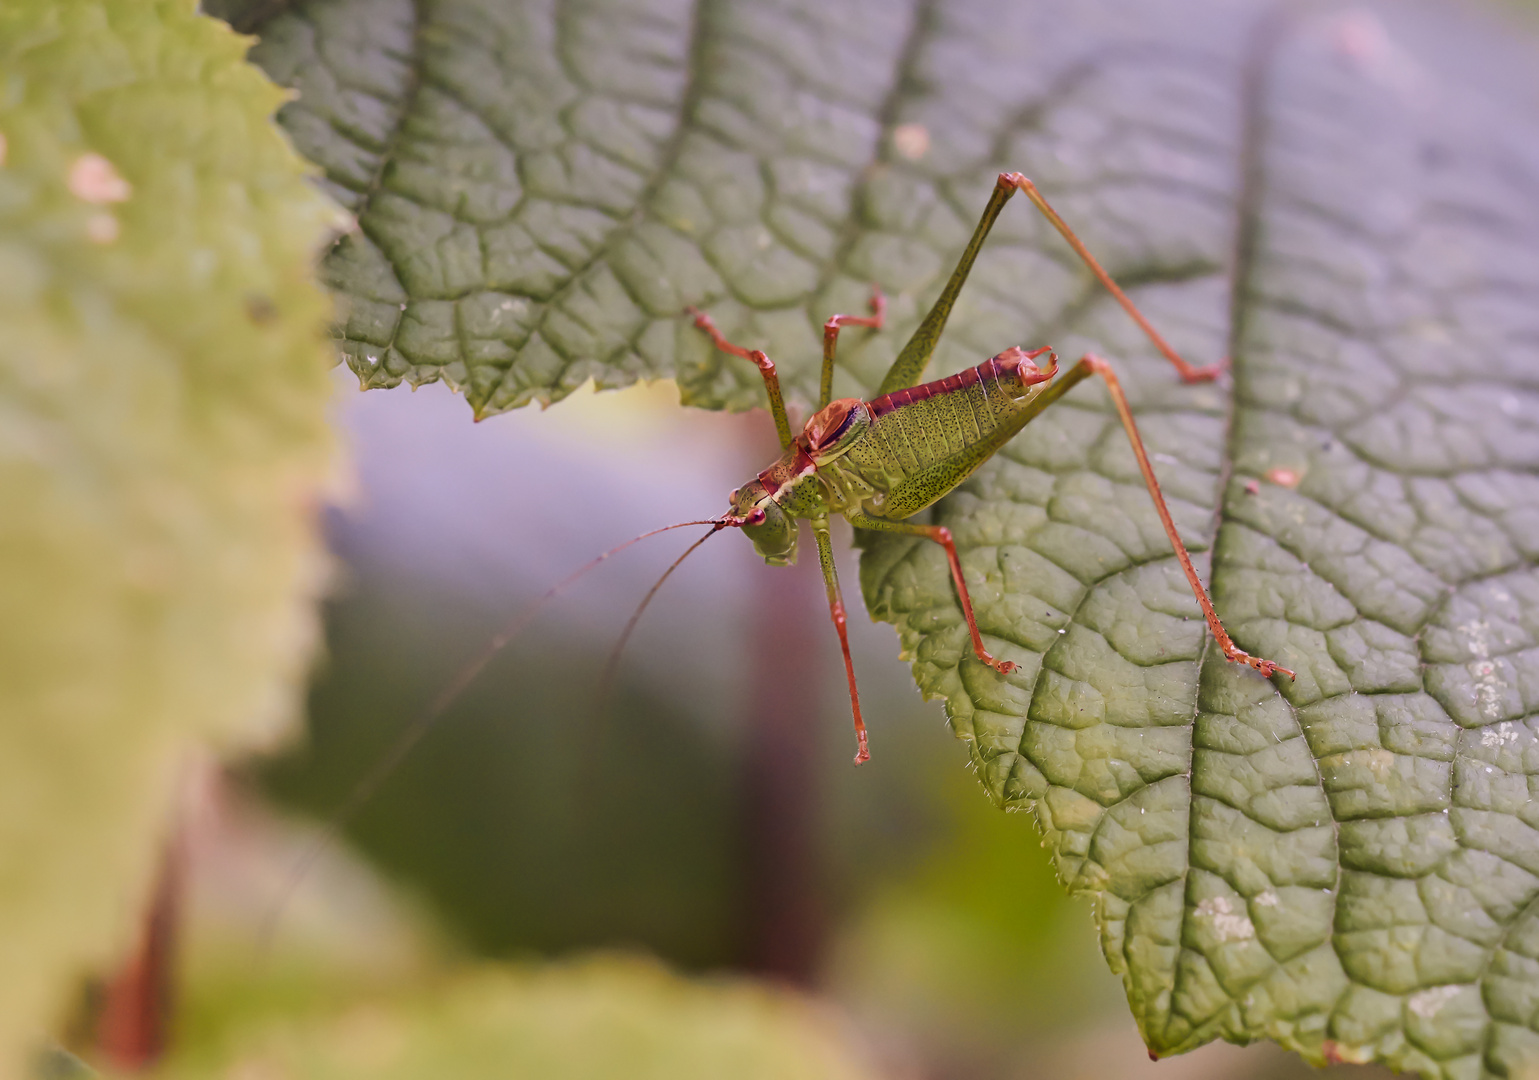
[236,0,1539,1073]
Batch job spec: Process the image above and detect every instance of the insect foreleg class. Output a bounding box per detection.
[843,510,1017,678]
[820,285,886,410]
[1001,175,1223,384]
[812,517,870,764]
[1071,352,1294,680]
[685,306,794,449]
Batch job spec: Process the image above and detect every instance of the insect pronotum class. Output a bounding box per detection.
[688,170,1295,764]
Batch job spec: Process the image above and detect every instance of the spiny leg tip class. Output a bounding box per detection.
[853,748,870,766]
[1253,657,1296,681]
[1226,649,1294,682]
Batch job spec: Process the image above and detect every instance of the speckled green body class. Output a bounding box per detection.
[830,353,1063,520]
[731,348,1076,564]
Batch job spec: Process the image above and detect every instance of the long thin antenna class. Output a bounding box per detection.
[257,517,724,953]
[596,523,726,703]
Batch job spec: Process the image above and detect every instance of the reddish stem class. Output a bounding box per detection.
[96,832,182,1070]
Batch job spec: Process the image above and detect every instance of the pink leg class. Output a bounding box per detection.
[820,285,887,409]
[686,306,794,449]
[1001,173,1225,385]
[925,524,1016,676]
[1077,352,1293,679]
[812,521,869,764]
[845,510,1016,677]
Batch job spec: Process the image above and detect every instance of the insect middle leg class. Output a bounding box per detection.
[843,511,1017,677]
[811,516,870,764]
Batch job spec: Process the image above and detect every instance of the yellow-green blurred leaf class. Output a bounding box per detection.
[158,955,879,1080]
[0,0,340,1073]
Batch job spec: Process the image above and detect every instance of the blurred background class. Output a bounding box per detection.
[136,372,1393,1079]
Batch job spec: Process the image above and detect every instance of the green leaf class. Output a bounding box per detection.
[0,0,339,1072]
[233,0,1539,1074]
[159,956,880,1080]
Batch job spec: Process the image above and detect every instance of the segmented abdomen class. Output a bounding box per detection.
[863,355,1016,472]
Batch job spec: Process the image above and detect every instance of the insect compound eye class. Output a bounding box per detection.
[746,507,767,526]
[827,405,857,444]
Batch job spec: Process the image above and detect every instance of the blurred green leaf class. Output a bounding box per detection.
[0,0,339,1072]
[229,0,1539,1074]
[159,955,880,1080]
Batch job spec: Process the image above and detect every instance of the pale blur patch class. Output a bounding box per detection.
[179,758,437,980]
[67,152,131,204]
[891,124,930,162]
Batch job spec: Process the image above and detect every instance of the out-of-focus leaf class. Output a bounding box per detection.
[0,0,339,1072]
[230,0,1539,1074]
[158,955,879,1080]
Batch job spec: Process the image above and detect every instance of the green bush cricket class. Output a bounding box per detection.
[264,171,1297,936]
[689,171,1295,764]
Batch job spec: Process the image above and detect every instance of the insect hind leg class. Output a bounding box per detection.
[1072,352,1293,679]
[878,175,1018,396]
[1003,175,1223,384]
[879,172,1223,399]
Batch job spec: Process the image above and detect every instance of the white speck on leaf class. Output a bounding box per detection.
[1482,723,1518,748]
[1466,649,1507,718]
[68,152,131,204]
[1459,619,1492,658]
[1195,896,1255,942]
[1408,985,1462,1019]
[1255,891,1279,908]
